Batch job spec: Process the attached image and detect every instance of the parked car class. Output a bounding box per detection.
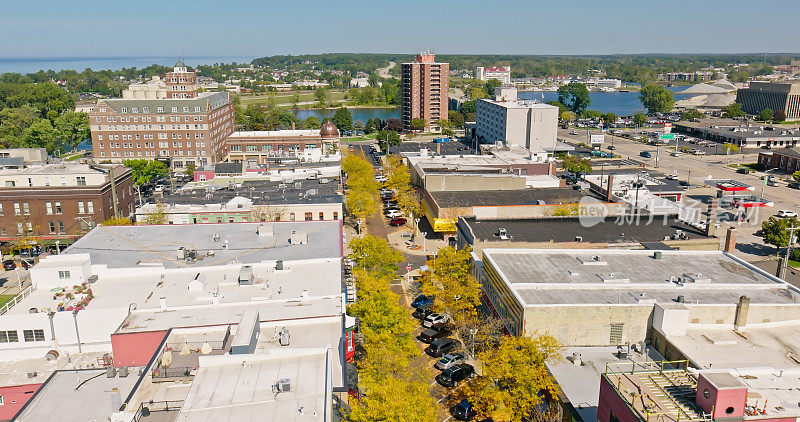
[452,399,477,421]
[385,210,404,218]
[639,151,651,158]
[692,150,707,155]
[570,131,578,135]
[426,338,460,357]
[423,313,451,328]
[736,168,751,174]
[679,180,690,188]
[767,179,779,187]
[411,294,435,309]
[435,352,467,371]
[412,307,433,320]
[418,326,450,344]
[788,182,800,190]
[665,174,678,180]
[2,260,16,271]
[607,145,616,150]
[389,217,407,226]
[20,259,33,270]
[436,363,475,387]
[777,210,798,218]
[670,152,681,156]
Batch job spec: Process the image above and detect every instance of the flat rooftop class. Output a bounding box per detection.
[64,221,342,269]
[177,349,331,421]
[0,352,110,388]
[430,187,585,208]
[462,215,708,244]
[228,129,322,138]
[161,179,342,206]
[14,368,140,422]
[675,119,800,139]
[482,249,800,306]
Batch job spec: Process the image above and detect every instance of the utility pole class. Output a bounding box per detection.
[108,165,119,218]
[777,226,799,280]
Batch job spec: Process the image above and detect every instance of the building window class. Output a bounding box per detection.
[230,145,241,152]
[87,200,94,213]
[78,202,85,214]
[246,145,258,152]
[319,212,324,220]
[57,221,64,233]
[23,203,29,215]
[172,107,178,112]
[157,107,164,113]
[58,270,70,279]
[289,212,296,221]
[13,203,21,215]
[5,181,14,187]
[46,202,53,215]
[194,106,201,112]
[333,212,338,220]
[54,202,62,214]
[76,176,86,186]
[16,222,23,235]
[609,323,624,344]
[0,331,19,343]
[304,212,313,221]
[23,330,45,342]
[121,107,127,113]
[49,221,55,234]
[143,107,149,113]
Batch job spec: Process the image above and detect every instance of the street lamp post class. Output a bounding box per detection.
[421,231,427,252]
[414,218,420,246]
[778,226,799,280]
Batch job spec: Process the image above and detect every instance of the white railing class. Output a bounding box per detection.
[0,284,37,315]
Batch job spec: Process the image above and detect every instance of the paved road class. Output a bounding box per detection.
[377,62,396,79]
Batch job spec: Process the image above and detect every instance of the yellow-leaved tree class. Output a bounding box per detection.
[419,246,483,327]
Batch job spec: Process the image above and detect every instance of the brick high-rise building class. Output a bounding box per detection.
[89,62,235,169]
[401,52,449,132]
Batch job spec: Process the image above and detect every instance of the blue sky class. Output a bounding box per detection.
[1,0,798,58]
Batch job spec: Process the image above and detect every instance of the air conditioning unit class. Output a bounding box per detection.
[272,378,291,393]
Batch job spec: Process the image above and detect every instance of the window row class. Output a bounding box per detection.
[0,329,45,343]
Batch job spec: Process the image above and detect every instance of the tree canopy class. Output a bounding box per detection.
[332,107,353,131]
[123,159,167,186]
[562,155,593,175]
[762,216,800,248]
[722,102,745,118]
[639,84,675,114]
[557,83,591,115]
[758,108,774,121]
[680,109,703,120]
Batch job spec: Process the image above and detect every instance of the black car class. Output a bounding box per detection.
[412,307,433,320]
[736,168,751,174]
[2,260,15,271]
[20,259,33,270]
[426,338,460,357]
[639,151,652,158]
[418,327,450,344]
[788,182,800,190]
[679,180,690,187]
[452,399,477,421]
[436,363,475,387]
[411,294,434,309]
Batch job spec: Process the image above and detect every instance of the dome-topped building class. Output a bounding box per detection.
[320,121,339,139]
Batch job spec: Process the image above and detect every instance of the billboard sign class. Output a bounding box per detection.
[590,134,605,144]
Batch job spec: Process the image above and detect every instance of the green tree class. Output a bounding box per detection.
[557,83,591,114]
[762,216,800,248]
[20,119,57,151]
[314,87,328,107]
[560,111,576,123]
[332,107,353,131]
[773,110,787,122]
[583,109,602,119]
[459,100,477,115]
[449,110,465,127]
[562,155,592,176]
[123,159,168,186]
[484,78,502,97]
[410,118,427,132]
[53,112,90,151]
[142,203,169,225]
[184,162,196,177]
[466,334,562,421]
[365,118,376,133]
[600,112,618,128]
[680,109,704,120]
[348,235,403,278]
[353,120,365,133]
[377,130,401,147]
[722,103,745,118]
[758,108,774,121]
[721,142,740,153]
[639,84,674,114]
[633,113,648,127]
[793,170,800,182]
[304,116,321,129]
[547,101,567,116]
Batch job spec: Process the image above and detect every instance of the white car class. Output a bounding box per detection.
[423,313,450,328]
[385,210,404,218]
[666,174,678,180]
[692,150,707,155]
[777,210,798,218]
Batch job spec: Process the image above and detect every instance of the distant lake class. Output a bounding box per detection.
[519,87,691,116]
[0,56,253,74]
[294,108,400,124]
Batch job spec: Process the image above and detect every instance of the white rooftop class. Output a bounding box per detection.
[482,249,800,306]
[229,130,321,138]
[176,348,332,421]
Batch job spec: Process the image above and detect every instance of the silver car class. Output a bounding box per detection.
[436,352,466,371]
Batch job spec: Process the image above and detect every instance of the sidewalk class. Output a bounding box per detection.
[386,227,446,256]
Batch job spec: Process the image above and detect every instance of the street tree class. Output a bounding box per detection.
[773,110,787,122]
[722,103,745,118]
[332,107,353,131]
[123,159,167,185]
[354,120,365,133]
[759,108,774,121]
[680,109,703,120]
[557,83,591,115]
[762,216,800,248]
[633,113,648,127]
[348,235,404,281]
[721,142,740,153]
[410,118,427,132]
[419,247,483,326]
[466,334,563,421]
[639,84,674,114]
[600,112,618,128]
[562,155,592,176]
[377,130,401,147]
[560,111,576,123]
[102,217,132,226]
[449,110,465,127]
[54,112,90,151]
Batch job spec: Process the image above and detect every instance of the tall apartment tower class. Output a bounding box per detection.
[165,61,198,99]
[401,52,449,131]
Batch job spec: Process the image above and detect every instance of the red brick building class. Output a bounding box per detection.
[89,64,235,169]
[401,52,449,131]
[0,164,134,250]
[757,147,800,173]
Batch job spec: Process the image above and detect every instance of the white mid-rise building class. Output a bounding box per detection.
[475,87,559,151]
[476,66,512,85]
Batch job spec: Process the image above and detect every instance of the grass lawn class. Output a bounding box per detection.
[237,90,347,106]
[64,151,86,161]
[790,260,800,268]
[0,295,16,309]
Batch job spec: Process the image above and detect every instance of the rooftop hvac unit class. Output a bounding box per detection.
[294,182,302,189]
[279,327,290,346]
[106,366,117,378]
[272,378,291,393]
[118,367,129,378]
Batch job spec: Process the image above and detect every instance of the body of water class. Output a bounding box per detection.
[0,56,254,74]
[294,108,401,123]
[518,87,690,116]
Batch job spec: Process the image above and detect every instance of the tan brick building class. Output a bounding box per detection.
[401,52,449,131]
[89,64,235,169]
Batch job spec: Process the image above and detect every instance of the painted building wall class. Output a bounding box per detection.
[110,330,168,367]
[597,374,641,422]
[695,374,747,419]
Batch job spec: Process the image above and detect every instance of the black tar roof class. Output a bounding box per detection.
[388,140,474,156]
[461,215,708,244]
[163,178,342,206]
[430,188,585,208]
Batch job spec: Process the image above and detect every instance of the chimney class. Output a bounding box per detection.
[724,227,737,253]
[705,199,718,237]
[734,295,750,332]
[606,174,615,202]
